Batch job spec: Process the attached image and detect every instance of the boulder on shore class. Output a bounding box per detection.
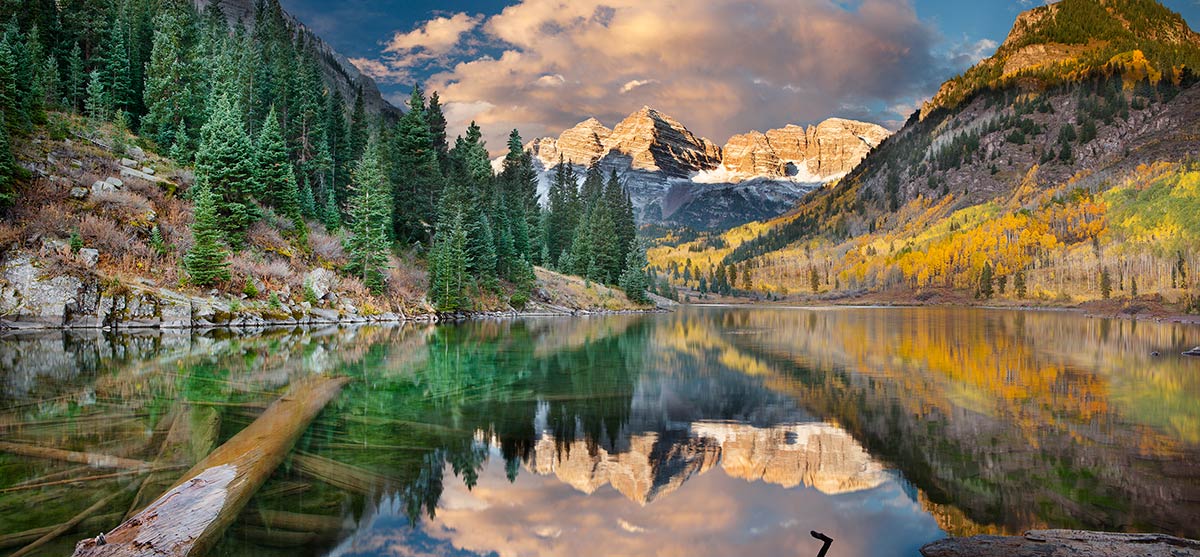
[921,530,1200,557]
[1184,346,1200,356]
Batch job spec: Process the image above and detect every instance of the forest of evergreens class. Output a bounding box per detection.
[0,0,649,312]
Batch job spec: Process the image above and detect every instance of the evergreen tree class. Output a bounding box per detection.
[346,137,392,294]
[426,91,449,167]
[348,87,367,162]
[1131,276,1138,298]
[322,189,341,231]
[978,261,995,299]
[184,184,231,286]
[35,54,57,109]
[142,9,198,155]
[0,37,20,133]
[84,69,106,121]
[1100,267,1112,299]
[388,86,442,243]
[253,105,301,222]
[619,241,650,305]
[100,15,132,118]
[0,112,15,209]
[66,41,83,109]
[1015,269,1027,298]
[429,212,469,312]
[195,91,258,244]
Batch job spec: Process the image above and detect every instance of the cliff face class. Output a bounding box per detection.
[193,0,400,118]
[720,119,889,182]
[601,107,723,177]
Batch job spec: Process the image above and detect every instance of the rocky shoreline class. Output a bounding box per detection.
[921,529,1200,556]
[0,253,668,331]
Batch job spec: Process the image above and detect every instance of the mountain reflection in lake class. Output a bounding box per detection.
[0,307,1197,557]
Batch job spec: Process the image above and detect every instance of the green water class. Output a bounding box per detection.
[1,306,1198,556]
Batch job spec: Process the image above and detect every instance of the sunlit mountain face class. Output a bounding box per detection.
[1,307,1197,557]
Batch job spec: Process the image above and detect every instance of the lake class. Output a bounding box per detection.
[1,307,1198,557]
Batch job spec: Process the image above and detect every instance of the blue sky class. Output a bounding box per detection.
[280,0,1200,148]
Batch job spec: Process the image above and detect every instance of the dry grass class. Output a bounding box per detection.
[89,189,155,226]
[309,227,346,263]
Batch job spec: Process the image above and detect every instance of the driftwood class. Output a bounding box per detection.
[292,452,396,495]
[0,466,182,494]
[10,477,144,557]
[0,512,123,550]
[71,375,351,557]
[242,509,343,536]
[124,404,221,518]
[10,465,92,488]
[0,441,152,470]
[921,530,1200,557]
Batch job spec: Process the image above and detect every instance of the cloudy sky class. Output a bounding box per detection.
[281,0,1200,150]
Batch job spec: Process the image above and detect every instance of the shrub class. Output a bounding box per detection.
[242,279,259,299]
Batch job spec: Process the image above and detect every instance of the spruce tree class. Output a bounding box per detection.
[389,86,442,243]
[429,212,469,312]
[978,261,994,299]
[195,91,258,244]
[348,87,367,162]
[0,112,15,209]
[619,241,651,305]
[143,9,198,154]
[84,69,106,121]
[66,41,83,110]
[0,38,18,133]
[426,91,449,168]
[346,137,392,294]
[1100,267,1112,299]
[253,105,301,222]
[185,184,231,286]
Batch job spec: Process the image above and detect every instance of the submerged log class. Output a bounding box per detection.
[10,477,144,557]
[124,404,221,518]
[71,375,350,557]
[0,441,151,470]
[292,452,396,495]
[921,530,1200,557]
[242,509,343,536]
[0,512,123,550]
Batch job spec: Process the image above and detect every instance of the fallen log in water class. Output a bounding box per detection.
[11,477,145,557]
[0,441,152,470]
[242,509,343,536]
[921,530,1200,557]
[124,404,221,519]
[71,375,351,557]
[292,452,397,495]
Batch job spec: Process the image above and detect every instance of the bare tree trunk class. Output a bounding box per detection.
[71,375,351,557]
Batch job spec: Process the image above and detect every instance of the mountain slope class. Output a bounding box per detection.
[654,0,1200,311]
[520,108,888,230]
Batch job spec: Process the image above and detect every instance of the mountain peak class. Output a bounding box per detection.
[604,107,722,176]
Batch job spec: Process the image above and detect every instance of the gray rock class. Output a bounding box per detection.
[0,255,85,326]
[126,145,146,161]
[69,186,89,199]
[91,180,116,195]
[304,268,337,300]
[140,166,155,175]
[119,158,138,168]
[78,248,99,268]
[70,159,83,168]
[104,176,123,188]
[921,529,1200,557]
[119,166,169,184]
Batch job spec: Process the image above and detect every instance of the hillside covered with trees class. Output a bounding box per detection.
[0,0,651,325]
[646,0,1200,316]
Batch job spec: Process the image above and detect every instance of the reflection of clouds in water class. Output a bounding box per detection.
[337,446,941,557]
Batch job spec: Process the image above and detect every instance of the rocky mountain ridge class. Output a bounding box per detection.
[519,107,888,230]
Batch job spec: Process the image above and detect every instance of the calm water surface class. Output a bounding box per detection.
[0,307,1198,557]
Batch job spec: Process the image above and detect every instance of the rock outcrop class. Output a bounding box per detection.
[600,107,723,177]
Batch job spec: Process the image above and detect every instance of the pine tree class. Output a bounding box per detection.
[619,241,650,305]
[1131,276,1138,298]
[0,38,20,133]
[0,112,15,209]
[348,87,367,162]
[1015,269,1027,298]
[809,266,819,293]
[101,16,132,118]
[184,184,231,286]
[429,212,469,312]
[322,189,341,231]
[978,262,994,299]
[66,41,83,110]
[388,86,442,244]
[346,137,392,294]
[426,91,449,168]
[84,69,106,121]
[253,105,301,222]
[1100,267,1112,299]
[195,91,258,244]
[142,9,198,155]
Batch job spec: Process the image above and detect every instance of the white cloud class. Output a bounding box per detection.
[619,79,657,93]
[357,0,963,149]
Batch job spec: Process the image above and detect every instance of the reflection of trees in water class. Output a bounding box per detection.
[701,307,1200,538]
